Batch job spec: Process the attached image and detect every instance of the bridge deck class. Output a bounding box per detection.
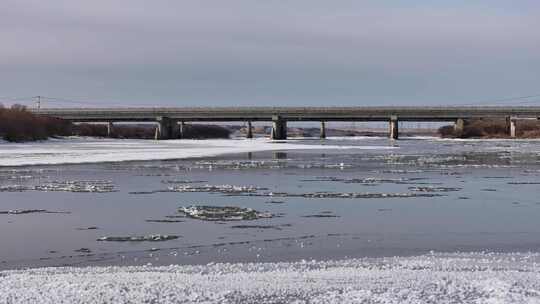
[31,106,540,122]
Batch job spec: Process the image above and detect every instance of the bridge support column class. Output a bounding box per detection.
[454,118,465,137]
[172,121,181,139]
[156,117,174,140]
[271,116,287,140]
[246,121,253,139]
[320,121,326,139]
[107,122,114,138]
[510,116,518,138]
[179,121,186,139]
[389,115,399,140]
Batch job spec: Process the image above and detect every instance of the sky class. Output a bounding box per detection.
[0,0,539,107]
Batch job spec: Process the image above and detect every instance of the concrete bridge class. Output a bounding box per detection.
[30,107,540,140]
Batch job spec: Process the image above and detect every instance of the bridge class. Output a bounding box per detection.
[30,107,540,140]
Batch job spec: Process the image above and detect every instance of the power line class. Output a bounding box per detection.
[448,93,540,106]
[38,96,164,107]
[3,93,540,108]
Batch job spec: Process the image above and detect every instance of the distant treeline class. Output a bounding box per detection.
[439,119,540,138]
[0,104,230,142]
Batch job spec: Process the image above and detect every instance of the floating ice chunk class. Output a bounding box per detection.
[97,235,180,242]
[0,209,70,215]
[239,191,443,199]
[0,185,31,192]
[178,205,273,221]
[169,184,267,194]
[34,180,116,193]
[408,186,462,192]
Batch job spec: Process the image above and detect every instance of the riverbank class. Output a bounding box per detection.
[439,119,540,138]
[1,252,538,303]
[0,105,71,142]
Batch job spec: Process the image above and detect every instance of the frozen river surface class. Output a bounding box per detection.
[1,137,540,302]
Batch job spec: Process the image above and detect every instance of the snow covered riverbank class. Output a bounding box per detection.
[0,137,394,166]
[1,252,539,303]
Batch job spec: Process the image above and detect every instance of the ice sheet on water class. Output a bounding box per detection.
[0,138,393,166]
[2,252,540,303]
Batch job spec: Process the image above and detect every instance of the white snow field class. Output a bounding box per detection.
[2,253,540,303]
[0,137,393,166]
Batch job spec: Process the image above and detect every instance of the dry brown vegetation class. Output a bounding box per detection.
[0,104,72,142]
[439,118,540,138]
[0,104,230,142]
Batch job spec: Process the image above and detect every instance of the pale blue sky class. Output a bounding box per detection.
[1,0,539,107]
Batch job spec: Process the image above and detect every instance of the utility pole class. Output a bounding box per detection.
[33,96,42,111]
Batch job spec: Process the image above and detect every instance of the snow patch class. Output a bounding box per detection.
[1,252,540,303]
[0,138,394,166]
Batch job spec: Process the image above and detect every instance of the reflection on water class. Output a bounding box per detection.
[272,151,288,160]
[1,137,540,269]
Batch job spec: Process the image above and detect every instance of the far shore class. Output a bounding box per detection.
[439,119,540,139]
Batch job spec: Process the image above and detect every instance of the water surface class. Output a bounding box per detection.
[1,137,540,269]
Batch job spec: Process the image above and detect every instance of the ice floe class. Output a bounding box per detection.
[34,180,116,193]
[130,184,266,195]
[169,184,266,194]
[0,185,29,192]
[97,235,180,242]
[408,186,462,192]
[145,219,184,223]
[0,180,116,193]
[1,252,540,303]
[0,209,70,215]
[241,191,443,199]
[179,205,273,221]
[230,224,287,230]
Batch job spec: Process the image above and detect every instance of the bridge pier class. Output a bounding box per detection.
[510,116,518,138]
[107,122,114,138]
[320,121,326,139]
[246,121,253,139]
[271,116,287,140]
[389,115,399,140]
[454,118,465,137]
[179,121,185,139]
[156,117,176,140]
